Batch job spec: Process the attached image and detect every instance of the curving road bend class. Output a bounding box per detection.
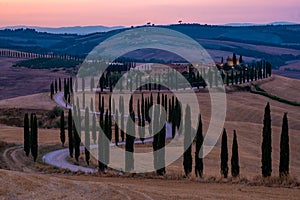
[43,92,172,173]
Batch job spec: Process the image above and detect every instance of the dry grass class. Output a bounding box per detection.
[1,73,300,198]
[1,169,300,200]
[260,75,300,103]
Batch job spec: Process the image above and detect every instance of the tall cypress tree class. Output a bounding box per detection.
[262,102,272,177]
[92,113,97,144]
[152,105,160,172]
[24,113,30,156]
[73,119,80,162]
[233,53,237,65]
[84,107,90,165]
[221,128,228,178]
[120,96,125,142]
[68,109,73,158]
[50,82,54,99]
[231,130,239,177]
[279,113,289,177]
[31,114,38,162]
[90,98,94,112]
[125,111,135,172]
[60,111,65,147]
[137,99,144,143]
[59,77,62,92]
[157,113,166,175]
[115,110,119,146]
[104,110,110,168]
[195,114,203,178]
[55,79,58,93]
[183,105,192,177]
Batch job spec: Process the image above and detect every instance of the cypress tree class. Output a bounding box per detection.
[137,99,144,143]
[183,105,192,177]
[104,110,110,168]
[91,77,95,92]
[68,109,73,158]
[58,78,61,92]
[82,77,85,92]
[152,105,160,172]
[55,79,58,93]
[73,119,80,162]
[90,98,94,112]
[195,114,203,178]
[141,93,145,120]
[157,113,166,175]
[84,107,90,165]
[125,111,135,172]
[75,78,78,92]
[24,113,30,156]
[262,102,272,177]
[233,53,237,65]
[60,111,65,147]
[231,130,240,177]
[120,96,125,142]
[221,128,228,178]
[50,82,54,99]
[31,114,38,162]
[98,124,106,171]
[82,92,85,109]
[115,110,119,146]
[239,55,243,64]
[279,113,289,177]
[70,77,73,93]
[92,113,97,144]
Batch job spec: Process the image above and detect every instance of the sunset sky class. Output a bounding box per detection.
[1,0,300,27]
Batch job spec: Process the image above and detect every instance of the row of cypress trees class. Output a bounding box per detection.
[261,103,290,177]
[23,113,38,162]
[53,89,289,178]
[220,129,240,178]
[50,77,72,103]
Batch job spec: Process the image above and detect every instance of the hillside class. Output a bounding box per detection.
[1,24,300,68]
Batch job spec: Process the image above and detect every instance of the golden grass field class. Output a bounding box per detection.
[0,62,300,199]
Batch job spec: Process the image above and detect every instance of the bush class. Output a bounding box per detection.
[48,106,63,119]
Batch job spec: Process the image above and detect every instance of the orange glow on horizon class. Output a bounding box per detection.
[0,0,299,27]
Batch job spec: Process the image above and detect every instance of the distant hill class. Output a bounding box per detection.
[1,24,300,68]
[0,25,125,35]
[224,21,299,27]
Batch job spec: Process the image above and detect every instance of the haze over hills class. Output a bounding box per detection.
[224,21,299,26]
[1,22,298,34]
[0,25,125,35]
[1,23,300,69]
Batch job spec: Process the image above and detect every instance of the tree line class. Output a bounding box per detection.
[50,88,290,179]
[23,113,38,162]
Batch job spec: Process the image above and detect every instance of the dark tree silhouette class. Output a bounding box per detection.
[279,113,289,177]
[92,113,97,144]
[68,109,73,158]
[60,111,65,147]
[115,110,119,146]
[233,53,237,65]
[50,82,54,99]
[84,107,90,165]
[261,103,272,177]
[125,111,135,172]
[31,114,38,162]
[24,113,30,156]
[231,130,240,177]
[195,114,203,178]
[221,128,228,178]
[183,105,192,177]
